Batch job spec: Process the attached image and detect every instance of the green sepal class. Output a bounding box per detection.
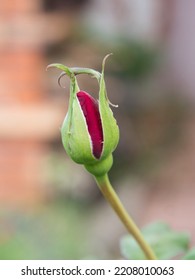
[47,63,98,164]
[61,93,96,164]
[99,54,120,160]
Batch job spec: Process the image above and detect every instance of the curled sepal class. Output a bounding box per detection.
[47,64,101,84]
[98,54,120,161]
[47,63,95,163]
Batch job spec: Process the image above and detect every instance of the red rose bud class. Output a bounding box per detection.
[47,55,119,177]
[77,91,103,159]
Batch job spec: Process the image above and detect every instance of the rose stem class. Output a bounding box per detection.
[95,173,157,260]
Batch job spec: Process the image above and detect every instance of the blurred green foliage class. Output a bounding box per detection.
[120,221,193,260]
[183,248,195,260]
[0,200,92,259]
[109,40,159,80]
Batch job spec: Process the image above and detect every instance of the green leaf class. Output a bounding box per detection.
[183,248,195,260]
[120,221,190,260]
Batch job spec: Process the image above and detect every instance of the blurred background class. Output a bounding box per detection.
[0,0,195,259]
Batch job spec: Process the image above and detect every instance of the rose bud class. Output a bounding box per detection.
[47,55,119,177]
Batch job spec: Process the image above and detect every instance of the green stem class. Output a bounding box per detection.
[95,173,157,260]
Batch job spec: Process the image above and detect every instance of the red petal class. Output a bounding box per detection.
[77,91,103,159]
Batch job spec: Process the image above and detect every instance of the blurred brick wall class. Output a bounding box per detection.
[0,1,68,206]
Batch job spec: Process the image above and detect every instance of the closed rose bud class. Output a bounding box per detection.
[47,55,119,177]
